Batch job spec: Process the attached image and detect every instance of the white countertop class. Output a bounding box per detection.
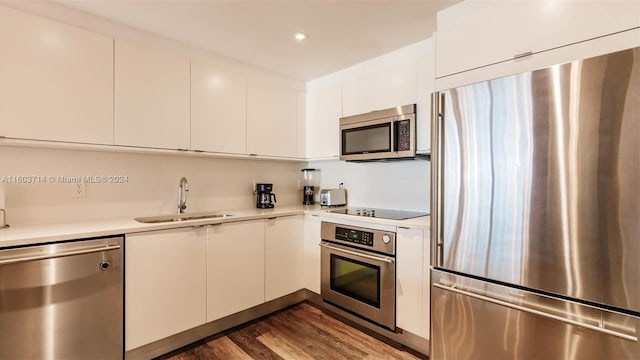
[0,205,429,248]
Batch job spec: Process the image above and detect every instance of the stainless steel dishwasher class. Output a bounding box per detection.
[0,236,123,359]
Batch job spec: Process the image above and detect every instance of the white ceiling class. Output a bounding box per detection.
[56,0,458,81]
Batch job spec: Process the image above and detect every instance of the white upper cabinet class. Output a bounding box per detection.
[342,46,418,117]
[0,6,113,144]
[191,58,247,154]
[436,0,640,80]
[247,75,300,158]
[306,79,342,159]
[305,38,434,159]
[415,38,435,154]
[115,40,190,150]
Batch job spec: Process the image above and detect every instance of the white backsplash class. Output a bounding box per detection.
[309,159,430,213]
[1,146,302,225]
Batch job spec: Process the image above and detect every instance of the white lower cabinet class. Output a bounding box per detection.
[396,226,429,339]
[265,215,304,301]
[207,220,265,321]
[302,214,322,294]
[125,226,207,351]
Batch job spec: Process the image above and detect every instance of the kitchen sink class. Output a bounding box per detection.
[135,211,236,223]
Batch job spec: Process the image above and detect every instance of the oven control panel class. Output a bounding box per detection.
[335,227,374,247]
[321,222,395,255]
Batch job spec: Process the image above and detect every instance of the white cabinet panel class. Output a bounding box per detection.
[396,227,428,339]
[265,215,304,301]
[436,0,640,79]
[415,38,435,154]
[125,227,207,350]
[436,28,640,90]
[0,6,113,144]
[342,48,417,117]
[191,59,247,154]
[115,40,190,150]
[247,77,299,157]
[303,214,322,294]
[306,80,341,159]
[207,220,265,322]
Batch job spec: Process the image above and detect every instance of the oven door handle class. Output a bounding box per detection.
[319,242,394,264]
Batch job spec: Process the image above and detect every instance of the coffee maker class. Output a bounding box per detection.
[255,183,276,209]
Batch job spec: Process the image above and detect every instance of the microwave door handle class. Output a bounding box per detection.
[392,120,398,152]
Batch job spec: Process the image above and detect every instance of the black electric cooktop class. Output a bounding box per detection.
[329,207,429,220]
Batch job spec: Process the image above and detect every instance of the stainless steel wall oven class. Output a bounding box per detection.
[320,221,396,330]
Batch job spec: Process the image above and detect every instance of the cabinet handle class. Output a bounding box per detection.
[176,148,189,152]
[0,244,121,265]
[398,226,410,229]
[193,149,205,153]
[249,153,258,157]
[513,51,533,60]
[319,242,394,264]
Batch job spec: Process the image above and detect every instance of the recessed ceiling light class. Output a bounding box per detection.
[294,32,308,41]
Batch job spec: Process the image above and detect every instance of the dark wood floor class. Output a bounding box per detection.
[159,302,426,360]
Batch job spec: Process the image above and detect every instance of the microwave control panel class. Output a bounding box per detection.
[335,227,374,247]
[396,120,411,151]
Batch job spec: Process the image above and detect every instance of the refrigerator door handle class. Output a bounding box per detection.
[430,92,445,268]
[433,282,638,342]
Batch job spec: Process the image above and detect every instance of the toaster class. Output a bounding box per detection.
[320,188,347,207]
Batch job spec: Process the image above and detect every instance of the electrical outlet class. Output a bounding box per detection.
[73,182,86,198]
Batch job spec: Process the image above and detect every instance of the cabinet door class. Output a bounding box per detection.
[0,6,113,144]
[125,227,207,350]
[303,214,322,294]
[191,59,247,154]
[247,77,299,157]
[436,28,640,91]
[342,47,417,117]
[265,216,304,301]
[115,40,190,149]
[436,1,640,78]
[306,80,341,159]
[207,220,265,322]
[415,38,435,154]
[396,227,428,339]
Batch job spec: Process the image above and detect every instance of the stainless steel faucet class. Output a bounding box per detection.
[177,177,189,214]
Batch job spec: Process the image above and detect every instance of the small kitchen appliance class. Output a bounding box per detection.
[300,168,319,205]
[339,104,416,161]
[255,183,276,209]
[320,185,347,207]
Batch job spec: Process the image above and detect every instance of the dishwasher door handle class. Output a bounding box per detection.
[319,242,394,264]
[0,244,121,265]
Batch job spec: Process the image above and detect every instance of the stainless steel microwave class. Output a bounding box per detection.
[339,104,416,161]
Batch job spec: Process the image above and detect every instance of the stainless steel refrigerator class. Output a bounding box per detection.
[430,47,639,359]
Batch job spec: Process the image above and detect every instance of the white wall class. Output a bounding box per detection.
[1,147,302,225]
[310,159,430,213]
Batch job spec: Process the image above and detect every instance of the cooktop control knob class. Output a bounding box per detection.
[382,234,391,244]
